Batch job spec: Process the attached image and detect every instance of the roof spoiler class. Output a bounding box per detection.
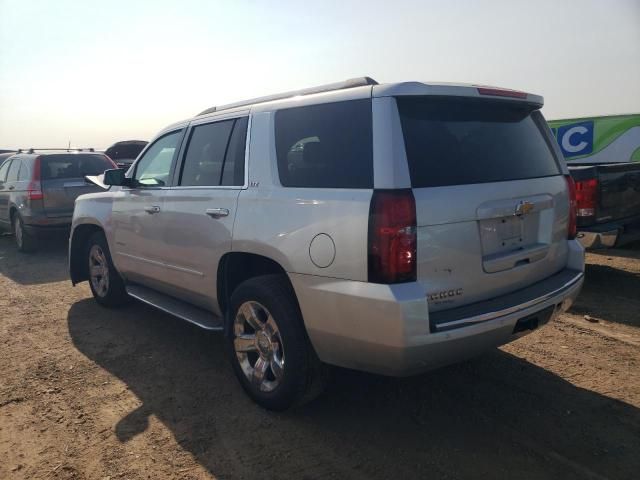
[197,76,378,116]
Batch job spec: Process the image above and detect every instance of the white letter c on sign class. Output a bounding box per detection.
[562,126,588,153]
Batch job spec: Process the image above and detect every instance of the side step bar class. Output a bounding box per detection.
[126,285,223,331]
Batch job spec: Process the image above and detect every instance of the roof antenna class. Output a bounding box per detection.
[68,140,71,152]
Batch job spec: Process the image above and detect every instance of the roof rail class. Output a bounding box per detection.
[17,148,95,154]
[197,76,378,116]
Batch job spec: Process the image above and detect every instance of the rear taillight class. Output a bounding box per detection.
[574,178,598,218]
[27,156,43,201]
[565,175,577,240]
[368,190,417,284]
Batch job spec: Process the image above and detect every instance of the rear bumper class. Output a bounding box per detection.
[23,219,71,236]
[291,242,585,376]
[577,216,640,249]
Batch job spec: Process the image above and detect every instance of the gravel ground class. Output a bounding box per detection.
[0,235,638,480]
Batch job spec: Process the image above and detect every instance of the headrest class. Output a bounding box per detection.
[302,142,324,165]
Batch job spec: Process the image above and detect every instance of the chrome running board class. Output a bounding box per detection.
[126,284,223,331]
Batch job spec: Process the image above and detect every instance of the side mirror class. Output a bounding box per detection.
[103,168,132,187]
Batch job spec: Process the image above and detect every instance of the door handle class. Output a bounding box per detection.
[206,208,229,218]
[144,205,161,214]
[8,186,15,191]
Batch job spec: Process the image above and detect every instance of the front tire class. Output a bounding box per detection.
[86,232,129,307]
[225,274,327,410]
[13,213,37,253]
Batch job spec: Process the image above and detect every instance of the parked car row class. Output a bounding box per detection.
[64,78,585,410]
[0,150,117,251]
[0,140,148,251]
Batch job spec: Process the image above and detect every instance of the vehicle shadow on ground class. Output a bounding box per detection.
[570,262,640,327]
[67,299,640,480]
[0,234,68,285]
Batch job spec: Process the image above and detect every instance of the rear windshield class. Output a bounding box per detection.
[397,97,561,188]
[275,99,373,189]
[41,154,114,180]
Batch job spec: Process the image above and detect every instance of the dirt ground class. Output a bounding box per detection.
[0,235,638,480]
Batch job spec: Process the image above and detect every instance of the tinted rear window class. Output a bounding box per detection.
[275,99,373,188]
[41,154,114,180]
[397,98,561,188]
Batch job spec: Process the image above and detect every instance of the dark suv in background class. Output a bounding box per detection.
[0,149,116,252]
[104,140,148,169]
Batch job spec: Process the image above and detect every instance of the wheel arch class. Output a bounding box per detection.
[217,251,295,316]
[69,223,105,285]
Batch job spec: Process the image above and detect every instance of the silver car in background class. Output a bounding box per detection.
[0,150,116,252]
[69,78,585,410]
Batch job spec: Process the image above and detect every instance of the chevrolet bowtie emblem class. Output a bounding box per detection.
[515,201,534,216]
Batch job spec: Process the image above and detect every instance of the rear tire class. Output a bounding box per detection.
[224,274,328,410]
[12,213,37,253]
[86,231,129,307]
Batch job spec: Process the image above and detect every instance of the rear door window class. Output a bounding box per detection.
[274,99,373,188]
[179,117,247,187]
[41,154,115,180]
[180,120,234,186]
[397,97,561,188]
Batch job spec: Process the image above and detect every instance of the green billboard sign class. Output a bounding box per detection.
[547,114,640,163]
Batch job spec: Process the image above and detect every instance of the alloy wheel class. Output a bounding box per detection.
[233,301,285,392]
[89,244,110,297]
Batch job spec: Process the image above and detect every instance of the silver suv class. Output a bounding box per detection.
[69,78,585,410]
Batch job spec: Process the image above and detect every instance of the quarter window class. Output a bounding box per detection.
[274,100,373,189]
[134,130,183,187]
[0,160,11,182]
[17,161,30,181]
[6,160,20,182]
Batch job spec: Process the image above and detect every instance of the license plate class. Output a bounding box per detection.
[497,216,523,247]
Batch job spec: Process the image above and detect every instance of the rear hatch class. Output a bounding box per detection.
[397,96,570,312]
[41,154,115,217]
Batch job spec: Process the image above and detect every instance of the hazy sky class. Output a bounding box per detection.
[1,0,639,149]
